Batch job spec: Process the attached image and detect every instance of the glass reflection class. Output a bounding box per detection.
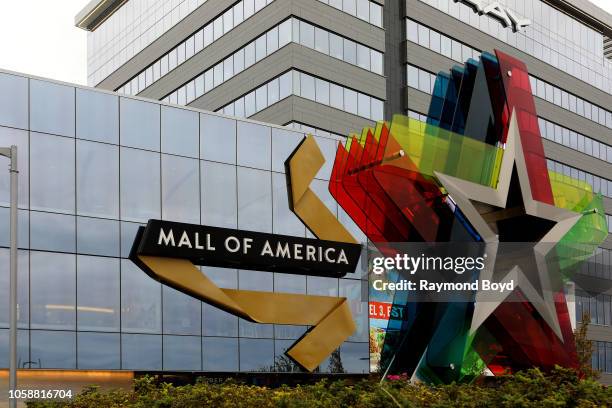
[0,329,29,368]
[0,127,28,208]
[77,255,120,332]
[30,133,75,213]
[163,286,201,335]
[0,208,29,249]
[237,167,272,233]
[307,276,338,296]
[161,106,199,157]
[340,279,368,341]
[76,88,119,144]
[201,161,237,228]
[120,221,145,258]
[0,73,28,130]
[271,128,303,173]
[340,342,369,373]
[31,330,76,369]
[203,266,237,289]
[77,217,120,257]
[162,155,199,224]
[77,332,120,369]
[30,252,76,330]
[30,211,75,252]
[120,98,160,150]
[77,140,119,218]
[203,304,238,337]
[121,333,162,370]
[203,337,239,371]
[274,325,307,340]
[121,259,161,333]
[163,335,202,371]
[0,250,29,328]
[239,338,274,371]
[120,148,160,222]
[273,339,303,372]
[239,270,273,338]
[272,173,305,236]
[274,273,305,294]
[200,114,236,164]
[30,80,75,137]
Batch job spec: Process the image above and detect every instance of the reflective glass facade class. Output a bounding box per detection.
[115,0,277,96]
[316,0,383,27]
[0,71,369,373]
[120,18,384,98]
[212,70,384,122]
[88,0,209,86]
[417,0,612,94]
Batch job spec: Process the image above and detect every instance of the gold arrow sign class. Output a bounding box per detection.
[286,135,358,244]
[129,135,361,372]
[133,254,355,372]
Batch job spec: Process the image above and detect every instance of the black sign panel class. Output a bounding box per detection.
[130,220,362,278]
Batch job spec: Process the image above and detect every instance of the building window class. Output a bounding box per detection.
[218,69,384,122]
[160,18,384,106]
[120,148,161,222]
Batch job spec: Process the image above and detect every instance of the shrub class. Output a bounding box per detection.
[26,366,611,408]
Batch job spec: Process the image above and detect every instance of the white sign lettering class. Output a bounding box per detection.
[457,0,531,32]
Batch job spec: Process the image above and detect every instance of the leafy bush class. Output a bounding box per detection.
[26,366,611,408]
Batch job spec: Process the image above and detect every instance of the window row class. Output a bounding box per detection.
[0,76,344,172]
[530,75,612,130]
[405,66,612,164]
[406,19,481,64]
[591,341,612,374]
[406,64,438,95]
[216,70,384,122]
[546,159,612,199]
[539,117,612,164]
[577,292,612,327]
[405,21,611,132]
[89,0,209,86]
[317,0,382,27]
[0,328,369,372]
[116,0,275,96]
[159,18,384,105]
[407,110,428,123]
[576,247,612,281]
[0,251,367,340]
[0,73,202,150]
[417,0,612,95]
[0,148,341,232]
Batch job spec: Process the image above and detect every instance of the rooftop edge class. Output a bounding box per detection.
[75,0,128,31]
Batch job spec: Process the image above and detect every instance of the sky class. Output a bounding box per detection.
[0,0,610,86]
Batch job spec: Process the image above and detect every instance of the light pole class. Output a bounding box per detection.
[0,146,17,408]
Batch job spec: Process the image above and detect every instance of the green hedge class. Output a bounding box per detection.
[26,366,611,408]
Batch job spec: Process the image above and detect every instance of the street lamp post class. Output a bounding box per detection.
[0,146,18,408]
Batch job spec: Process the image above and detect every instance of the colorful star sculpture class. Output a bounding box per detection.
[321,49,608,383]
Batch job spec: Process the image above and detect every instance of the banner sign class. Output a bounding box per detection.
[130,219,362,278]
[368,301,408,321]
